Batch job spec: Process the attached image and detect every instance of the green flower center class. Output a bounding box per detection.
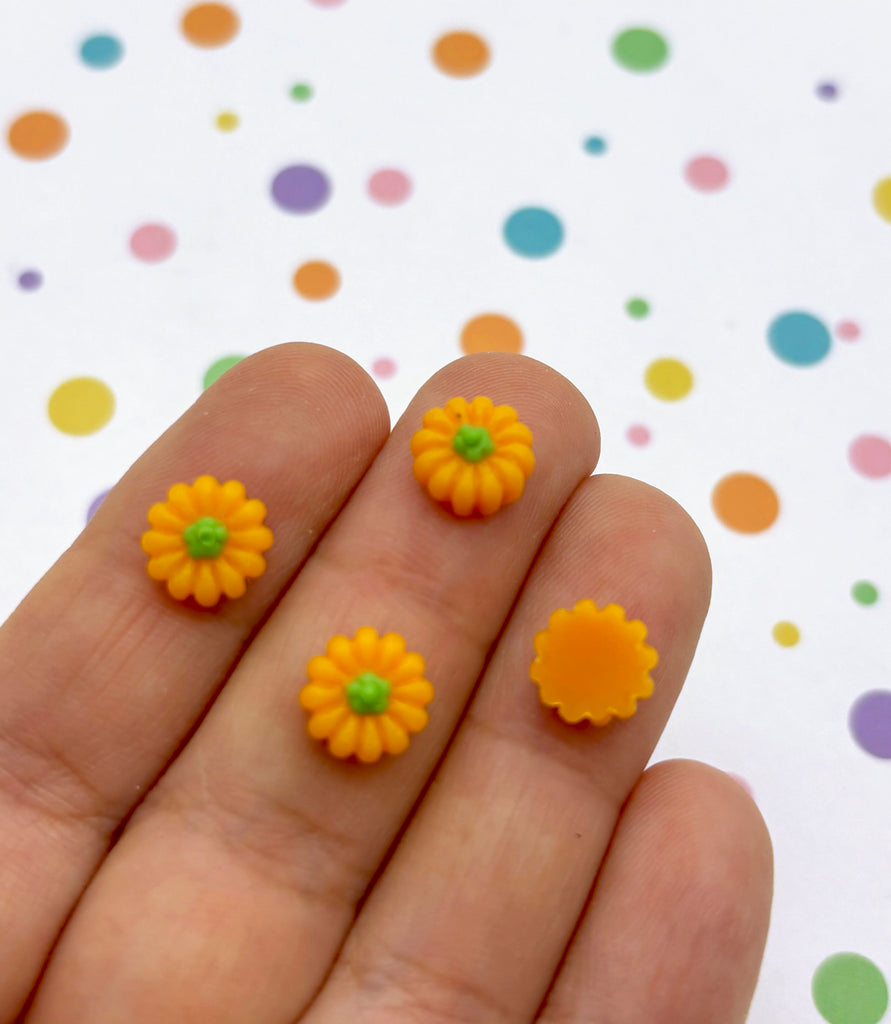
[183,517,228,559]
[452,424,495,463]
[345,672,391,715]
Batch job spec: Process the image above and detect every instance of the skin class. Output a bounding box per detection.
[0,344,772,1023]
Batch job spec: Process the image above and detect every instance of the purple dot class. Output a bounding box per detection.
[18,269,43,291]
[86,488,110,522]
[816,81,839,100]
[271,164,331,213]
[849,690,891,758]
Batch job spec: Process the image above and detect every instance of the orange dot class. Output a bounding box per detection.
[293,261,341,300]
[460,313,523,354]
[432,31,490,77]
[181,3,240,47]
[712,472,780,534]
[7,111,69,160]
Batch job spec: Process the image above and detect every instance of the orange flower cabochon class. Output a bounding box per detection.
[410,396,534,516]
[531,600,658,725]
[141,475,273,607]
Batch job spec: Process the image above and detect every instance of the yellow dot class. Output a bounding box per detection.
[460,313,523,354]
[432,31,490,77]
[772,622,800,647]
[293,260,340,300]
[48,377,115,435]
[215,111,239,131]
[873,176,891,223]
[644,357,694,401]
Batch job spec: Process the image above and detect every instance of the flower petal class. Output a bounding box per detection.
[410,429,454,458]
[379,715,410,755]
[147,502,188,532]
[476,462,504,516]
[328,714,361,758]
[450,464,478,516]
[308,704,349,740]
[420,407,456,434]
[299,682,345,712]
[487,456,527,502]
[491,422,533,447]
[147,550,189,581]
[217,479,247,516]
[167,559,197,601]
[468,396,495,425]
[353,626,381,668]
[326,635,360,676]
[427,458,461,502]
[167,482,199,521]
[227,526,274,554]
[142,531,186,557]
[444,397,471,425]
[495,442,535,477]
[389,651,426,684]
[192,475,221,516]
[487,405,519,433]
[225,499,268,529]
[307,655,348,685]
[411,447,454,483]
[376,632,408,675]
[388,700,429,734]
[356,718,384,763]
[215,557,247,599]
[221,548,266,579]
[193,560,222,607]
[391,679,434,706]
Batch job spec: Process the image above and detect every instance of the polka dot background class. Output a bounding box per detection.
[2,4,889,1018]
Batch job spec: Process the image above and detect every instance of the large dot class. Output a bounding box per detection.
[460,313,523,354]
[215,111,239,131]
[712,473,779,533]
[873,176,891,223]
[7,111,69,160]
[583,136,607,156]
[48,377,115,435]
[626,297,650,319]
[848,435,891,479]
[852,581,879,606]
[813,952,889,1023]
[644,358,693,401]
[768,311,831,366]
[685,155,730,192]
[18,269,43,291]
[293,260,340,300]
[367,168,412,205]
[271,164,331,213]
[503,207,564,258]
[432,30,490,77]
[612,27,669,72]
[129,223,177,262]
[80,34,124,69]
[181,4,240,47]
[772,622,800,647]
[849,692,891,759]
[203,354,243,390]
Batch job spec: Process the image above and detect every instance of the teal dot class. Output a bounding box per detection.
[503,207,564,258]
[812,953,888,1024]
[852,581,879,606]
[584,136,607,155]
[768,311,831,366]
[80,34,124,69]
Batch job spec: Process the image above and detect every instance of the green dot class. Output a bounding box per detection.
[346,672,391,715]
[612,27,669,73]
[852,581,879,606]
[183,517,228,559]
[452,424,495,462]
[626,297,650,319]
[290,82,313,102]
[202,355,244,391]
[813,953,888,1024]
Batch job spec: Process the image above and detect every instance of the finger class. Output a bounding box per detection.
[300,475,712,1024]
[27,354,601,1023]
[0,344,388,1020]
[539,760,773,1024]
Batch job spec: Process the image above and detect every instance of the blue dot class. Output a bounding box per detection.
[584,136,607,155]
[80,34,124,69]
[503,207,564,258]
[768,311,831,366]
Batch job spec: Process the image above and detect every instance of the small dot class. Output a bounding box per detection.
[611,27,669,73]
[203,355,243,390]
[80,34,124,69]
[626,297,650,319]
[813,952,889,1024]
[371,357,396,379]
[768,311,831,366]
[644,358,693,401]
[48,377,115,435]
[873,176,891,223]
[86,489,110,521]
[271,164,331,213]
[129,223,177,262]
[293,260,341,300]
[849,692,891,759]
[460,313,523,354]
[432,30,490,78]
[816,81,839,100]
[712,472,780,534]
[626,424,651,446]
[17,269,43,291]
[726,773,754,798]
[852,581,879,606]
[7,111,69,160]
[848,435,891,479]
[503,207,564,258]
[772,621,800,647]
[181,3,240,47]
[685,155,730,192]
[583,136,607,155]
[836,320,861,341]
[215,111,239,131]
[309,0,347,6]
[290,82,313,101]
[367,168,412,206]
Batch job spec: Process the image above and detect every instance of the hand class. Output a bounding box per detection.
[0,345,771,1023]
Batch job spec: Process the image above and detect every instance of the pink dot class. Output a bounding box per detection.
[129,223,177,262]
[836,320,861,341]
[367,169,412,206]
[684,155,730,192]
[849,435,891,479]
[309,0,347,5]
[626,424,651,446]
[727,773,754,798]
[371,356,397,379]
